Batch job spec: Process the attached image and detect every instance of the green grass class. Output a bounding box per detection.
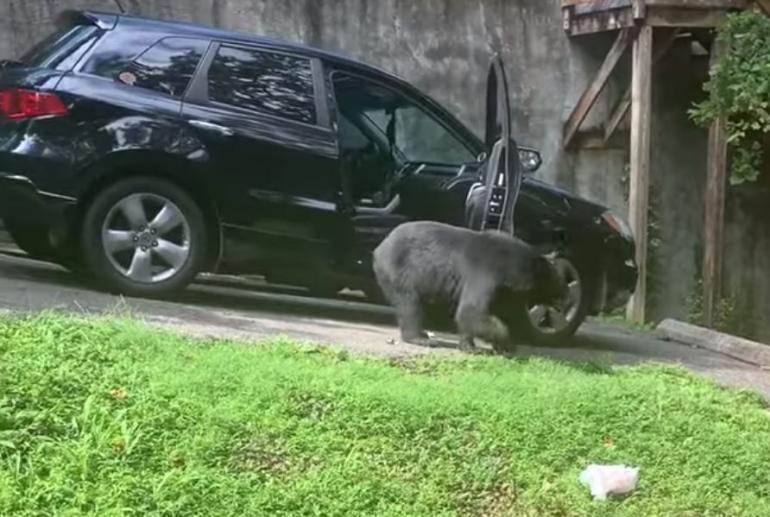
[1,314,770,516]
[593,314,658,333]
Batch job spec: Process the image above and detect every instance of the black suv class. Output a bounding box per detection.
[0,10,636,343]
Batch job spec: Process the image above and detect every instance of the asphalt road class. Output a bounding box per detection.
[1,251,769,399]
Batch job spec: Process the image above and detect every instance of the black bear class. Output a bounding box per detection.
[372,221,566,351]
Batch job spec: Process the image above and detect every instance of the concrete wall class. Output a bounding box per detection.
[1,0,767,339]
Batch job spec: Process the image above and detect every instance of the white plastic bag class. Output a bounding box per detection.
[579,464,639,500]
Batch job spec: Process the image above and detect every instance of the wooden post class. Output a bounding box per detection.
[627,25,653,323]
[703,38,728,327]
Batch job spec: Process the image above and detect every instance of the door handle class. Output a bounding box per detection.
[188,119,234,137]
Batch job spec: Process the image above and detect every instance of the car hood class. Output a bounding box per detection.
[521,176,607,220]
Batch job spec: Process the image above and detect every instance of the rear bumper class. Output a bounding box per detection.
[0,173,76,250]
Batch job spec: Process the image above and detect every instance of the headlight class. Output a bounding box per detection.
[601,211,633,241]
[518,149,542,173]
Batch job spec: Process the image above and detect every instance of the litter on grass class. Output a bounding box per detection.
[579,464,639,500]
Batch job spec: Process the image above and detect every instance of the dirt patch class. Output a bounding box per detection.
[230,436,291,476]
[476,483,517,517]
[289,390,339,420]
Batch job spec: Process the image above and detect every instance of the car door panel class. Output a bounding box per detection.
[396,163,467,225]
[180,44,342,270]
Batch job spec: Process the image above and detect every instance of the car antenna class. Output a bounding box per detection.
[113,0,126,14]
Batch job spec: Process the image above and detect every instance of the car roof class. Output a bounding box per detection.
[77,10,410,85]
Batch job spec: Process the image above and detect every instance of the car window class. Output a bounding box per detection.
[120,38,210,98]
[207,45,316,125]
[81,31,163,78]
[333,73,475,165]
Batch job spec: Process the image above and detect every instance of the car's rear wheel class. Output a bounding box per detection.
[520,256,589,346]
[82,177,207,297]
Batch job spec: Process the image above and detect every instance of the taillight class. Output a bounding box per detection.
[0,88,68,121]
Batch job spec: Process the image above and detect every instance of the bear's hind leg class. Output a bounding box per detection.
[455,286,512,353]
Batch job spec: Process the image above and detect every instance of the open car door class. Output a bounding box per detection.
[465,54,522,234]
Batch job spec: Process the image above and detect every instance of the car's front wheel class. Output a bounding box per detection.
[81,177,207,297]
[520,256,589,346]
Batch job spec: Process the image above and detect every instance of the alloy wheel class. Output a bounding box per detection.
[101,193,192,284]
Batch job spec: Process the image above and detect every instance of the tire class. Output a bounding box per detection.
[81,176,207,297]
[515,255,590,347]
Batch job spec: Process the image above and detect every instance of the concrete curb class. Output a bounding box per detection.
[658,319,770,368]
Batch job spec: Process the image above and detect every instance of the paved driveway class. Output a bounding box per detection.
[0,252,768,399]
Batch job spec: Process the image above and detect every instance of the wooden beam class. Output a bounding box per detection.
[564,28,637,148]
[757,0,770,15]
[604,92,633,145]
[572,129,630,149]
[564,0,747,7]
[702,38,728,327]
[647,6,730,26]
[644,0,748,8]
[604,28,681,145]
[567,8,636,35]
[562,0,631,7]
[627,25,653,324]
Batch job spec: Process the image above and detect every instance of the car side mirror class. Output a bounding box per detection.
[518,148,542,174]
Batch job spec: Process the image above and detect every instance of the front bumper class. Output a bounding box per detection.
[591,240,638,314]
[0,173,77,250]
[604,259,638,312]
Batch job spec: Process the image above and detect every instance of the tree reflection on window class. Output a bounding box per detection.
[208,45,316,125]
[126,38,209,98]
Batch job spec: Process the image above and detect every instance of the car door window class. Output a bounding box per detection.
[207,45,317,125]
[337,111,394,204]
[81,32,162,78]
[333,73,475,165]
[121,38,210,97]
